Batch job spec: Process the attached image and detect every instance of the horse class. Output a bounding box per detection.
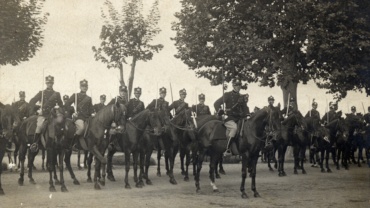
[78,102,126,190]
[156,109,196,185]
[345,114,366,166]
[316,120,335,172]
[290,113,309,174]
[105,109,163,189]
[44,108,81,192]
[364,123,370,167]
[0,104,21,195]
[194,105,281,198]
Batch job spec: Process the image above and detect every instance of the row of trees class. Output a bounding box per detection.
[172,0,370,108]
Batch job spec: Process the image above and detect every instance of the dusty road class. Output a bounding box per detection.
[1,153,369,208]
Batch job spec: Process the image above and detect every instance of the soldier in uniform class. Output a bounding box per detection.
[108,86,128,106]
[13,91,30,120]
[305,99,320,119]
[93,94,106,114]
[282,97,296,118]
[29,75,64,152]
[64,79,94,147]
[267,96,274,109]
[214,78,248,156]
[192,93,211,116]
[321,102,338,125]
[63,95,75,119]
[147,87,170,113]
[169,89,189,116]
[127,87,145,118]
[364,106,370,126]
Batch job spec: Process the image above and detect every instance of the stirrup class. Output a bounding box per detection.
[223,149,232,157]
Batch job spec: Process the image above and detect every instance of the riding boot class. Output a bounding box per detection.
[223,137,233,157]
[30,133,41,153]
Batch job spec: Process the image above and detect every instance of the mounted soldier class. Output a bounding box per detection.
[147,87,170,113]
[63,95,75,119]
[127,87,145,118]
[93,94,106,114]
[191,93,211,116]
[214,78,248,156]
[321,102,338,125]
[64,79,94,148]
[305,99,320,119]
[29,75,64,152]
[281,97,297,118]
[265,96,279,148]
[12,91,30,120]
[108,86,128,106]
[267,96,275,110]
[169,89,189,116]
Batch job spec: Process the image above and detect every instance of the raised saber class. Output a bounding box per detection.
[74,72,77,112]
[326,98,329,123]
[155,83,158,109]
[361,102,366,114]
[170,82,174,115]
[40,69,45,115]
[308,97,311,117]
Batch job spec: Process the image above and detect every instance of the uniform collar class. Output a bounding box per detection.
[232,90,239,94]
[134,97,140,101]
[179,99,184,102]
[46,87,53,91]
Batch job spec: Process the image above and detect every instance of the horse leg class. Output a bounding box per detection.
[100,149,106,187]
[86,152,93,183]
[337,147,342,169]
[124,150,131,189]
[277,145,284,176]
[214,158,221,179]
[14,144,19,170]
[195,151,205,192]
[41,149,46,171]
[320,149,325,172]
[331,146,338,169]
[18,144,26,186]
[326,148,331,172]
[133,152,142,188]
[27,150,37,184]
[64,150,80,185]
[0,146,5,195]
[219,156,226,174]
[53,154,60,185]
[106,148,116,181]
[251,155,260,197]
[94,158,101,190]
[357,144,363,167]
[180,148,185,176]
[138,149,145,185]
[46,148,56,192]
[300,147,307,174]
[144,149,153,185]
[267,151,274,171]
[240,154,248,198]
[293,146,299,174]
[209,154,219,192]
[168,147,178,185]
[77,150,81,169]
[165,150,170,176]
[156,148,161,177]
[59,151,68,192]
[184,150,191,181]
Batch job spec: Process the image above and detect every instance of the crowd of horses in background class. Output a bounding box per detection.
[0,102,369,198]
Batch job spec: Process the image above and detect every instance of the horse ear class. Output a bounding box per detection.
[277,103,281,109]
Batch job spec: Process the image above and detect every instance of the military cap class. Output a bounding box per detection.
[254,107,260,111]
[100,94,106,99]
[80,79,88,87]
[312,99,317,106]
[19,91,25,97]
[119,85,128,92]
[45,75,54,83]
[351,106,356,110]
[268,96,274,101]
[63,95,69,100]
[134,87,142,94]
[329,101,335,109]
[179,89,187,95]
[232,78,242,86]
[159,87,166,93]
[198,93,205,100]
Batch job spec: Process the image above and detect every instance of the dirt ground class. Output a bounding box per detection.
[1,152,369,208]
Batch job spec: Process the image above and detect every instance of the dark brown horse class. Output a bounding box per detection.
[0,104,20,195]
[291,113,309,174]
[157,109,196,185]
[194,105,281,198]
[106,109,162,189]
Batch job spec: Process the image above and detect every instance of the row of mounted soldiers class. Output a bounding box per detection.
[10,76,370,156]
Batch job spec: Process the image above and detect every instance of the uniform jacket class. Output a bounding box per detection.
[214,90,248,122]
[305,109,320,120]
[13,100,30,119]
[29,88,63,117]
[108,96,128,106]
[93,103,105,114]
[127,98,145,118]
[64,92,93,120]
[321,110,338,124]
[147,98,169,112]
[169,99,189,116]
[192,104,211,116]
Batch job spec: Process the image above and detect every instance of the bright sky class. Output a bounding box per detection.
[0,0,369,115]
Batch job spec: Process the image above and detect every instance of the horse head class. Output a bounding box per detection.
[147,109,164,136]
[113,101,127,134]
[264,103,282,140]
[0,104,20,145]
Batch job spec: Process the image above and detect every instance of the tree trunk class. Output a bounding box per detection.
[119,62,126,87]
[127,55,137,99]
[281,81,298,110]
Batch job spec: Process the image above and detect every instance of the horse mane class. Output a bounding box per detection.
[171,109,191,125]
[94,103,126,124]
[131,109,150,122]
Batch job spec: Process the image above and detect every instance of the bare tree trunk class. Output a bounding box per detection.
[281,81,298,110]
[119,62,126,87]
[127,55,137,99]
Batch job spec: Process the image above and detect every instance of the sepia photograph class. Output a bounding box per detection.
[0,0,369,207]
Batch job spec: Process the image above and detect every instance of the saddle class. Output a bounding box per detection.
[209,120,243,155]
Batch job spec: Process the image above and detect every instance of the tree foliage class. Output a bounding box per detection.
[92,0,163,97]
[172,0,370,103]
[0,0,49,66]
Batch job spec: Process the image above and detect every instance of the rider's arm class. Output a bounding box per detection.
[29,91,42,106]
[64,93,75,108]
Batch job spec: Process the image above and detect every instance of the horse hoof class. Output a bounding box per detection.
[282,172,287,176]
[29,179,36,184]
[146,180,152,185]
[87,178,92,183]
[241,193,248,199]
[278,173,283,177]
[181,171,185,176]
[107,175,115,182]
[327,169,332,173]
[61,186,68,192]
[73,180,80,185]
[302,170,307,174]
[184,176,189,182]
[18,179,24,186]
[100,180,105,186]
[170,178,177,185]
[196,187,201,193]
[358,164,361,167]
[94,183,101,190]
[54,180,61,186]
[294,170,298,174]
[49,186,56,192]
[136,183,143,188]
[78,166,82,170]
[216,174,221,179]
[219,169,226,175]
[269,168,274,172]
[254,192,260,198]
[42,168,46,171]
[157,172,161,177]
[213,189,219,193]
[321,169,325,173]
[166,171,170,176]
[125,184,131,189]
